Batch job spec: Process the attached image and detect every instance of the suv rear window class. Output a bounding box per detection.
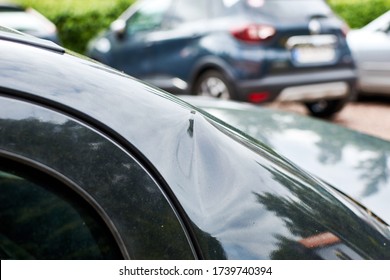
[215,0,333,20]
[244,0,333,20]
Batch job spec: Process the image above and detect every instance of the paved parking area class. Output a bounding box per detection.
[267,96,390,142]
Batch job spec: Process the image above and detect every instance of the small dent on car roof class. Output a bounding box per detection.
[187,110,196,137]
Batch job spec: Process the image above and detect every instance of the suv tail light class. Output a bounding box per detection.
[231,24,276,43]
[248,92,270,103]
[341,22,350,37]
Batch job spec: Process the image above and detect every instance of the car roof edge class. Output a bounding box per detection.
[0,28,64,54]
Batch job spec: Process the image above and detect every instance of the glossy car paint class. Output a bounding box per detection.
[347,10,390,95]
[181,96,390,225]
[87,0,356,115]
[0,30,389,259]
[0,97,194,259]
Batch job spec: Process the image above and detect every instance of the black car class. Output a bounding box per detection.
[0,27,389,260]
[87,0,356,118]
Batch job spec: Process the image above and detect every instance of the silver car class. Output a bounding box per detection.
[347,10,390,95]
[0,3,59,43]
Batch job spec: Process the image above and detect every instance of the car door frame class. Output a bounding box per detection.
[0,93,199,259]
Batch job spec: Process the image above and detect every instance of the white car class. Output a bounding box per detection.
[347,10,390,95]
[0,3,59,43]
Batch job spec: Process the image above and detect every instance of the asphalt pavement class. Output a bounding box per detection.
[267,95,390,142]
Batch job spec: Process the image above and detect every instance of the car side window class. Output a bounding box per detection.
[170,0,208,25]
[0,161,123,260]
[212,0,242,17]
[126,0,172,34]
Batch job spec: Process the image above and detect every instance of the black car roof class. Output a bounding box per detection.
[0,28,268,183]
[0,28,309,198]
[0,28,293,176]
[0,28,246,156]
[0,29,374,205]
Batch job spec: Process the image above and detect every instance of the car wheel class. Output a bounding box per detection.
[304,99,347,118]
[194,70,234,99]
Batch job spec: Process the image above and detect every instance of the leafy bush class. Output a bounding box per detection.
[329,0,390,28]
[53,8,128,54]
[11,0,134,53]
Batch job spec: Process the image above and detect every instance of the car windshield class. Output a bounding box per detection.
[0,11,54,34]
[244,0,333,20]
[363,10,390,32]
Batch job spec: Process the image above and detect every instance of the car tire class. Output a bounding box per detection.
[194,70,234,99]
[304,99,347,118]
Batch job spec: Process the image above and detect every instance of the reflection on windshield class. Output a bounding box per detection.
[253,164,388,259]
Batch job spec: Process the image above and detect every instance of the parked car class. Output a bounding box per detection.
[1,27,389,260]
[87,0,356,118]
[347,10,390,96]
[0,3,59,43]
[181,95,390,226]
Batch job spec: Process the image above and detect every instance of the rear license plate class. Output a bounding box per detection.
[287,35,337,65]
[291,46,336,64]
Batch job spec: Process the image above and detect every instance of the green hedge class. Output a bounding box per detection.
[329,0,390,28]
[12,0,134,53]
[53,8,129,54]
[9,0,390,54]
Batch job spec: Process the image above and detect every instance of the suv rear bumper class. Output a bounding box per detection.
[276,82,349,102]
[236,68,357,103]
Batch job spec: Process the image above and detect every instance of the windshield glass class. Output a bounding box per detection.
[245,0,333,20]
[363,10,390,32]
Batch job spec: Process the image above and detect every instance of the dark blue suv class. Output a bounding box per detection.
[87,0,356,118]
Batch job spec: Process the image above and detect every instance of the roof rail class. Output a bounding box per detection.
[0,26,65,53]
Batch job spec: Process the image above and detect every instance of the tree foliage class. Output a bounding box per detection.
[11,0,134,53]
[329,0,390,28]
